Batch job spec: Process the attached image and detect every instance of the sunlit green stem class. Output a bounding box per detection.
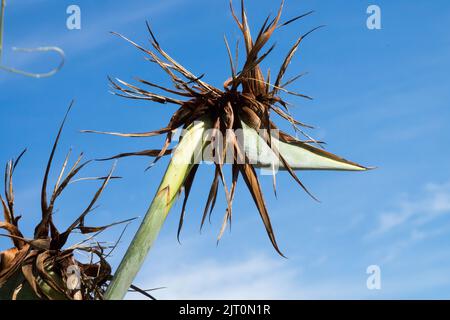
[104,120,210,300]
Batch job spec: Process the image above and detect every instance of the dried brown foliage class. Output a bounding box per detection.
[0,104,130,300]
[85,1,367,256]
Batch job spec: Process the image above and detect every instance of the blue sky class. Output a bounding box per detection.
[1,0,450,299]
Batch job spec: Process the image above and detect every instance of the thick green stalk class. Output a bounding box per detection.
[104,120,209,300]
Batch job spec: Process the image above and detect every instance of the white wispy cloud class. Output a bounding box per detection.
[122,234,372,300]
[364,180,450,264]
[125,240,450,299]
[127,253,302,300]
[368,181,450,237]
[119,177,450,300]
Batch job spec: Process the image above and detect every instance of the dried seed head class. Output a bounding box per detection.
[0,105,132,300]
[87,1,369,256]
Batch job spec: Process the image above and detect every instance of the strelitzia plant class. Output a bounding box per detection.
[0,105,133,300]
[89,0,370,299]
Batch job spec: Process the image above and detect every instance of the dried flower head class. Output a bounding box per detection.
[87,0,369,256]
[0,104,132,300]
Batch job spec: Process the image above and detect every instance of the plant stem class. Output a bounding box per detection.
[0,0,6,63]
[104,120,209,300]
